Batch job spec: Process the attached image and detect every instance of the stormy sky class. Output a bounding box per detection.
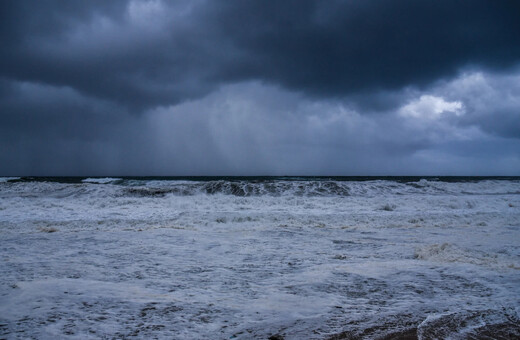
[1,0,519,175]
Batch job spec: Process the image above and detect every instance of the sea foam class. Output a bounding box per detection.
[0,177,519,339]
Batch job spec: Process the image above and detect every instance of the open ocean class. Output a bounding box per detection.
[1,176,519,339]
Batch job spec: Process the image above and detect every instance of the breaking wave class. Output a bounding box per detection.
[121,180,352,197]
[82,177,123,184]
[0,177,21,183]
[120,178,520,197]
[2,177,519,198]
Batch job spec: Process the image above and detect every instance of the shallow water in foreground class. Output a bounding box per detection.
[0,177,519,339]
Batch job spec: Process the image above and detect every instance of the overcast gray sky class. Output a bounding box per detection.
[1,0,519,176]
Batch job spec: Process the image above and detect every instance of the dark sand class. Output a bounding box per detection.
[327,321,520,339]
[328,327,417,340]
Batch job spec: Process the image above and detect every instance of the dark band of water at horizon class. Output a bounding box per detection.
[4,176,520,184]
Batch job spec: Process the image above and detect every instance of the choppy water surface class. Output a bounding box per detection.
[1,177,519,339]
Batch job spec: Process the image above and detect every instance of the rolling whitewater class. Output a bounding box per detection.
[1,177,519,339]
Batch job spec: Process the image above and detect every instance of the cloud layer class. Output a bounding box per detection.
[1,0,519,175]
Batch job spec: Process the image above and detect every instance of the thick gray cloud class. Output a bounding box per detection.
[2,0,519,107]
[0,0,519,175]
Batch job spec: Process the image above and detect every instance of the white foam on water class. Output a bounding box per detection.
[82,177,122,184]
[414,243,520,269]
[0,179,519,338]
[0,177,20,183]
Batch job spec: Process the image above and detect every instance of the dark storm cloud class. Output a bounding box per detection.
[209,0,520,97]
[0,79,124,141]
[0,0,216,109]
[1,0,519,109]
[1,0,519,175]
